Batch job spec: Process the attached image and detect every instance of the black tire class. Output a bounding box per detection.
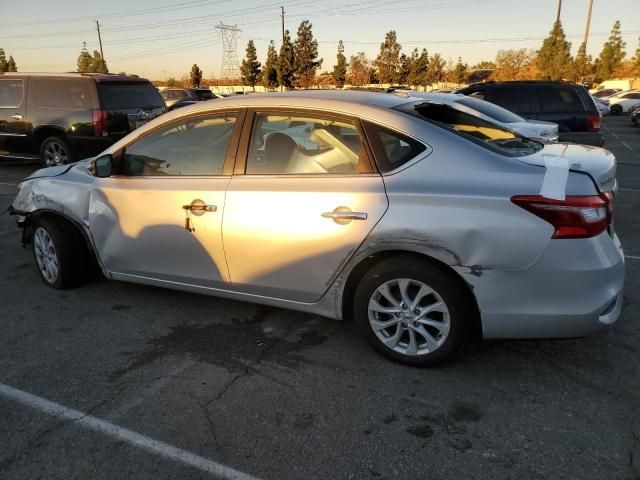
[610,104,623,115]
[31,216,89,289]
[353,255,475,366]
[40,136,74,168]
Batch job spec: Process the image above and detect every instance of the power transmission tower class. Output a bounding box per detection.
[216,22,241,79]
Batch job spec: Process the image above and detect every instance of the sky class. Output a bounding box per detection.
[0,0,638,80]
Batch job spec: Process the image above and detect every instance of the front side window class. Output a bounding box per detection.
[398,101,543,157]
[246,112,369,174]
[122,112,236,176]
[0,79,24,108]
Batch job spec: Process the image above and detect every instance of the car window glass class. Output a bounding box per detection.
[488,87,522,113]
[468,91,485,100]
[455,96,525,123]
[97,82,164,109]
[246,112,368,175]
[0,79,24,108]
[31,79,92,109]
[122,112,236,176]
[364,122,426,172]
[398,101,543,158]
[536,86,586,113]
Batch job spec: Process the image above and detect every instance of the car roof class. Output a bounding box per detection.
[0,72,150,83]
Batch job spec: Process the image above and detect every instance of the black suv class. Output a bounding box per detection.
[456,81,604,147]
[0,73,165,166]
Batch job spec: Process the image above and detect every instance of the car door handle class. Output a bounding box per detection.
[183,204,217,213]
[322,208,367,225]
[11,114,23,120]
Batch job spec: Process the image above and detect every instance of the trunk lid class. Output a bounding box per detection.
[520,143,617,193]
[96,81,166,139]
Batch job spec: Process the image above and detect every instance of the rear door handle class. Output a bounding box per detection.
[322,211,367,220]
[11,114,22,120]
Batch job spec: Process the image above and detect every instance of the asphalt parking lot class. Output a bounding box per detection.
[0,116,639,480]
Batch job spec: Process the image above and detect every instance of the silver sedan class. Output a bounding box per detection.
[9,91,625,365]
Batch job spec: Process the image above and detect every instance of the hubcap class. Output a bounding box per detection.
[368,278,450,356]
[34,227,59,284]
[44,141,68,166]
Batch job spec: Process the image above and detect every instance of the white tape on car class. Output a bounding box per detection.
[540,155,569,200]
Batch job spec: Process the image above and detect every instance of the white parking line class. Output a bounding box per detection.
[0,229,18,237]
[625,255,640,260]
[0,181,18,186]
[619,188,640,192]
[0,383,261,480]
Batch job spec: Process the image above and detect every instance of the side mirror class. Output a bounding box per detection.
[92,154,112,178]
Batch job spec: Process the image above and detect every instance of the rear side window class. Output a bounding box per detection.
[30,78,92,109]
[535,86,586,113]
[364,122,426,172]
[455,96,524,123]
[97,82,164,109]
[0,79,24,108]
[122,112,236,176]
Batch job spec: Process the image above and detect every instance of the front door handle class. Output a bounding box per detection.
[322,207,367,225]
[183,199,216,215]
[11,114,23,120]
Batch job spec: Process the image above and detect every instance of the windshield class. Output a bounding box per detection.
[97,82,165,109]
[398,101,543,157]
[455,96,525,124]
[193,89,216,100]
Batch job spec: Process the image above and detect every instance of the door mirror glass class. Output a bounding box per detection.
[93,154,112,178]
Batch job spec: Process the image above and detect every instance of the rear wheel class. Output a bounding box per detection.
[40,136,73,167]
[353,256,474,366]
[32,217,89,289]
[610,104,623,115]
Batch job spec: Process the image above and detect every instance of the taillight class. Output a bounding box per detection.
[511,194,610,239]
[586,114,601,132]
[92,109,108,137]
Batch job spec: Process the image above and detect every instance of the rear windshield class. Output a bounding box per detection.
[397,101,543,157]
[194,89,215,100]
[455,96,524,124]
[97,82,164,109]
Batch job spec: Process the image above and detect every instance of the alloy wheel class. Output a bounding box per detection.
[368,278,450,356]
[34,227,59,284]
[44,141,68,166]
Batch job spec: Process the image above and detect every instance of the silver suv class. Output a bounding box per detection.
[9,91,625,365]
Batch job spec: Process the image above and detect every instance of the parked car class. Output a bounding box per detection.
[592,88,622,98]
[606,90,640,114]
[403,92,559,142]
[0,72,165,166]
[9,91,624,365]
[630,105,640,127]
[589,80,634,95]
[456,81,604,146]
[160,88,218,109]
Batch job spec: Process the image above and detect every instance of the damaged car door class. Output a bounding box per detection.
[89,111,241,288]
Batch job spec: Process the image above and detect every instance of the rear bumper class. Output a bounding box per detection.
[558,131,605,147]
[464,232,625,339]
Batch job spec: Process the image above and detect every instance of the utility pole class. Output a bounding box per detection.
[555,0,562,23]
[280,6,285,44]
[96,20,106,70]
[583,0,593,48]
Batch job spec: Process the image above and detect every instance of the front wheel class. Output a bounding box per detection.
[353,256,474,366]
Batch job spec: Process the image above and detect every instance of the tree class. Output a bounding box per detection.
[398,53,412,85]
[332,40,347,88]
[571,42,592,82]
[166,77,178,87]
[89,50,108,73]
[597,20,626,79]
[293,20,322,89]
[277,30,296,89]
[262,40,279,90]
[493,49,532,81]
[0,48,6,72]
[536,21,572,80]
[632,37,640,76]
[406,48,429,90]
[7,55,17,72]
[348,52,372,86]
[189,64,203,87]
[240,40,261,91]
[76,44,92,73]
[451,57,468,85]
[426,53,446,87]
[374,30,402,84]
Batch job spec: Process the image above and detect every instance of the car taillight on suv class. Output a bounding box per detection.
[511,194,611,239]
[586,114,601,132]
[92,109,108,137]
